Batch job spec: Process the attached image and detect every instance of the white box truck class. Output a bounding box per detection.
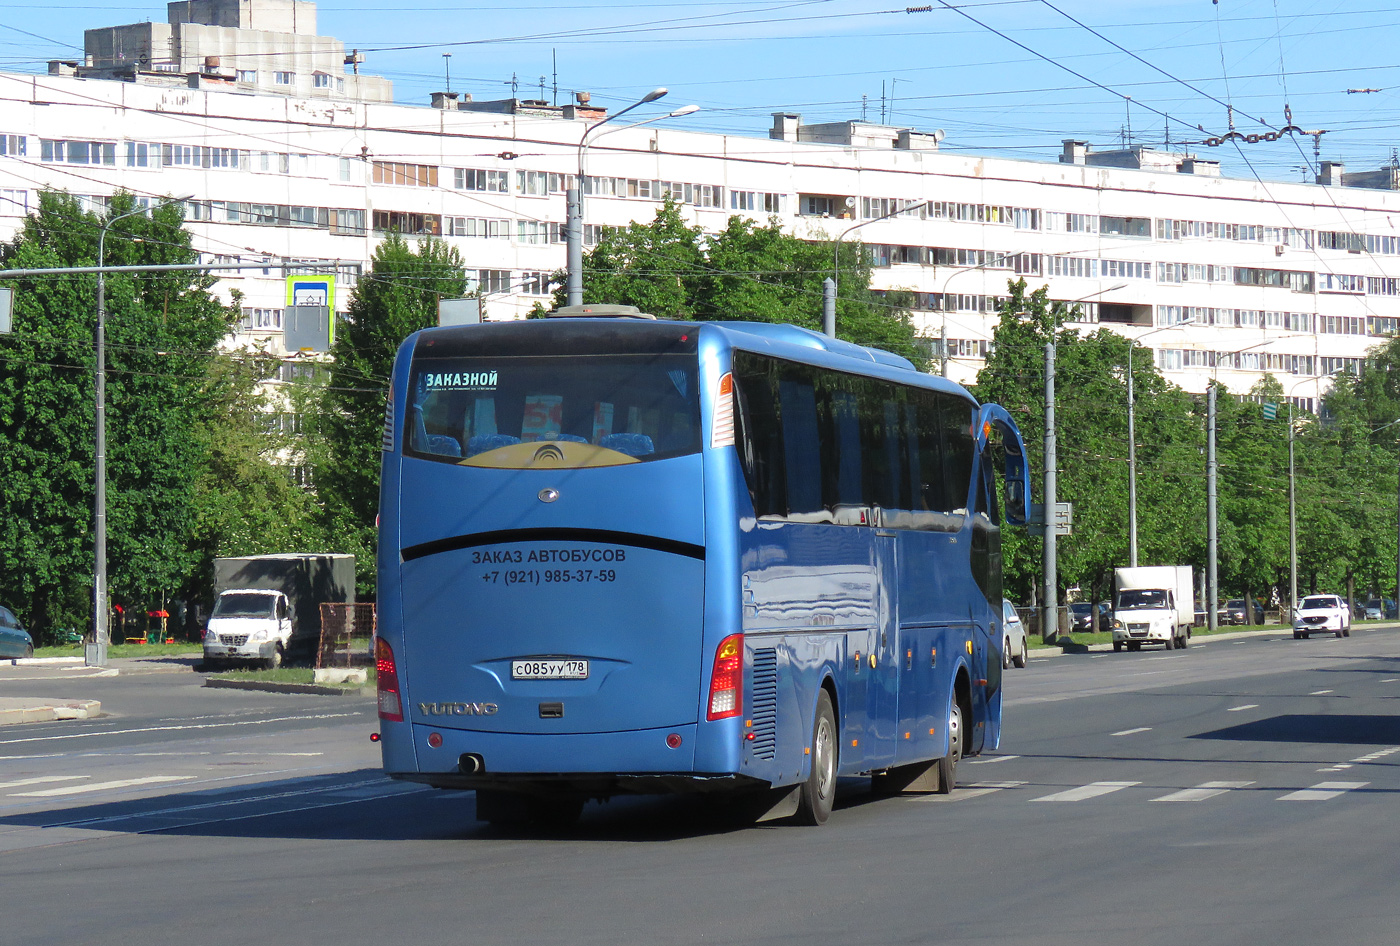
[1111,566,1194,652]
[202,554,354,669]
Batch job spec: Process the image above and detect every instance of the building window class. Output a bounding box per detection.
[237,70,257,83]
[516,220,549,244]
[338,157,352,182]
[372,161,438,187]
[731,190,756,212]
[373,210,442,235]
[40,139,116,165]
[330,208,365,235]
[274,71,294,85]
[0,188,28,215]
[470,269,511,294]
[125,141,156,168]
[520,272,550,295]
[0,134,26,156]
[455,168,510,192]
[240,307,284,331]
[313,73,331,89]
[447,216,510,239]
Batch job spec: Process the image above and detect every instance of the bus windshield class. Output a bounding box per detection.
[406,352,701,467]
[1117,589,1168,610]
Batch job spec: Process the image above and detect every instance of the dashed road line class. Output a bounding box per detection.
[1226,704,1258,712]
[1033,781,1139,802]
[1153,780,1254,802]
[1279,781,1369,801]
[12,775,197,797]
[1309,689,1334,696]
[968,755,1019,765]
[0,776,87,790]
[915,780,1025,803]
[1112,727,1151,736]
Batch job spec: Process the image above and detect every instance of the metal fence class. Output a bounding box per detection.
[317,602,377,669]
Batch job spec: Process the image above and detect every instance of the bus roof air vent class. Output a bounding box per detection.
[548,304,657,320]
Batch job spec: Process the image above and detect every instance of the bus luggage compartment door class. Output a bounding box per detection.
[398,543,704,735]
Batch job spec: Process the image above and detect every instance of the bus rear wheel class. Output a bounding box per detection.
[937,694,964,794]
[794,689,837,825]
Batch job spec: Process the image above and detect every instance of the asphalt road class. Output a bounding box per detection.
[2,630,1398,946]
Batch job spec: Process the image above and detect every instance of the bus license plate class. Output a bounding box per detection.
[511,659,589,680]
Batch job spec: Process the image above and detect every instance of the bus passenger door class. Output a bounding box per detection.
[866,531,899,769]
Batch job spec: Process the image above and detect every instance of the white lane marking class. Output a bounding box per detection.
[0,713,361,746]
[1278,781,1369,801]
[971,780,1026,790]
[12,775,197,797]
[1318,764,1354,772]
[1033,781,1139,802]
[914,780,1025,803]
[1344,750,1400,766]
[0,776,88,790]
[1112,727,1151,736]
[968,755,1019,765]
[1227,704,1259,712]
[1153,780,1254,802]
[1381,678,1398,683]
[1309,689,1334,696]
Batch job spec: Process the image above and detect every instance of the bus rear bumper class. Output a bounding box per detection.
[391,770,764,796]
[388,720,751,794]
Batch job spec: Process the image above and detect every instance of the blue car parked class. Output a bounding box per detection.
[0,605,34,659]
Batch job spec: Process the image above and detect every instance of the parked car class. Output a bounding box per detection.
[1096,601,1113,632]
[1222,598,1265,625]
[1068,602,1096,633]
[1293,594,1351,639]
[1001,600,1028,669]
[0,605,34,659]
[1364,601,1384,621]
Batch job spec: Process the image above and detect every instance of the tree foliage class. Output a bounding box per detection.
[0,191,243,640]
[563,198,925,365]
[312,234,466,596]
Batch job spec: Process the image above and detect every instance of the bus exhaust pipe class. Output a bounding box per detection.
[459,753,484,775]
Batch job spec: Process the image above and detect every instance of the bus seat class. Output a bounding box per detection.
[412,407,462,458]
[467,433,522,456]
[600,432,654,457]
[546,433,589,443]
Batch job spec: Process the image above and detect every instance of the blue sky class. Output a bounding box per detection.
[3,0,1398,182]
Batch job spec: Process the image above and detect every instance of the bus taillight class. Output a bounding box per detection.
[706,634,743,720]
[376,637,404,722]
[711,372,735,448]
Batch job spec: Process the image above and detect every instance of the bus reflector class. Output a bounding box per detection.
[706,633,743,720]
[376,637,404,722]
[711,372,735,448]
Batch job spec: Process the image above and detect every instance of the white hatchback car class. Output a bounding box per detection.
[1002,600,1028,669]
[1293,594,1351,639]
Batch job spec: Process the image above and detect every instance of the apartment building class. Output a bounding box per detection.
[2,0,1399,412]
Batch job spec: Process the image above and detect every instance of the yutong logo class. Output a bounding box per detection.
[419,702,499,716]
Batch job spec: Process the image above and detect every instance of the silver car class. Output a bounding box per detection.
[1002,600,1028,669]
[0,606,34,659]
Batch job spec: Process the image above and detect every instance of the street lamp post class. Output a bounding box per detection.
[564,90,697,306]
[1126,317,1197,567]
[89,196,188,666]
[825,200,928,338]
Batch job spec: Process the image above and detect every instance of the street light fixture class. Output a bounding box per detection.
[824,200,928,338]
[564,90,698,307]
[89,195,190,667]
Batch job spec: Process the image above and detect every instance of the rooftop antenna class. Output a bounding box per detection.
[861,94,868,121]
[552,49,558,106]
[539,75,546,100]
[442,53,451,94]
[511,72,518,98]
[1124,96,1132,148]
[880,80,886,124]
[1163,113,1169,150]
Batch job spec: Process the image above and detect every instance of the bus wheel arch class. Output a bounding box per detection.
[938,668,973,794]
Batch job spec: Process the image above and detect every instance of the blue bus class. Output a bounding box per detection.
[375,310,1030,826]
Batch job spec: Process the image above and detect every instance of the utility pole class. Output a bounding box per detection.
[1289,401,1298,617]
[821,278,835,338]
[940,322,948,378]
[1127,344,1138,567]
[1043,340,1058,643]
[1207,384,1218,633]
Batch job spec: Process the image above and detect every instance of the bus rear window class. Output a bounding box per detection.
[405,353,701,466]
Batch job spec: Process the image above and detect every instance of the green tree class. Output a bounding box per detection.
[560,198,925,364]
[313,234,466,596]
[0,191,233,640]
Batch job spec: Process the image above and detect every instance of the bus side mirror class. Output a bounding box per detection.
[1004,474,1026,525]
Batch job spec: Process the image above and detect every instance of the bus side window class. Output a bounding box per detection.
[940,396,975,514]
[778,374,822,516]
[910,390,944,512]
[732,354,786,517]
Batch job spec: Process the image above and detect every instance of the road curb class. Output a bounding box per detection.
[0,699,102,726]
[202,678,371,696]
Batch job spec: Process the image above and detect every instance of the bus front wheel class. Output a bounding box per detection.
[795,690,837,825]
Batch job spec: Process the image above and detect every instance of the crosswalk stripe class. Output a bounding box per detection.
[1033,781,1139,802]
[1153,780,1254,802]
[1278,781,1368,801]
[968,755,1019,765]
[0,776,88,790]
[11,776,196,797]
